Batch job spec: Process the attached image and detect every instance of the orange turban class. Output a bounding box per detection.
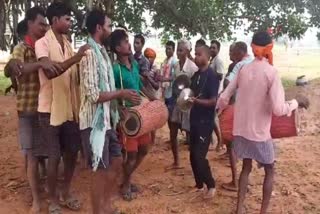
[251,43,274,65]
[144,48,156,59]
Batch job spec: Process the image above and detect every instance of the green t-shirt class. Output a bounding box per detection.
[113,60,143,107]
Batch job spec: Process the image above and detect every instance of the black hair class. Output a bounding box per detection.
[116,24,128,31]
[46,2,72,25]
[25,6,46,22]
[17,20,27,39]
[134,34,145,45]
[16,7,45,41]
[196,38,206,47]
[110,29,128,53]
[234,41,247,53]
[252,31,272,46]
[196,44,211,58]
[211,40,221,51]
[166,40,175,50]
[86,9,107,35]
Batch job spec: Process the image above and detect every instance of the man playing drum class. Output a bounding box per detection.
[110,29,157,201]
[217,31,309,214]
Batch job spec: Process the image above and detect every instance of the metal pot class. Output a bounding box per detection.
[177,88,194,112]
[296,75,308,86]
[172,74,191,98]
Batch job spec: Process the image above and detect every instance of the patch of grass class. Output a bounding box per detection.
[281,78,296,90]
[0,71,11,95]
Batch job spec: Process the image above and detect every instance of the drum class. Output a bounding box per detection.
[122,100,169,138]
[219,105,298,142]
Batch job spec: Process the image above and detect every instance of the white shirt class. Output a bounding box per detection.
[210,55,225,75]
[174,57,198,78]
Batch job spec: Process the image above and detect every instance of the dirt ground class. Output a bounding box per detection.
[0,82,320,214]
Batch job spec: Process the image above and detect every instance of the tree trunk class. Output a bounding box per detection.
[104,0,115,18]
[0,0,6,50]
[12,1,19,47]
[87,0,93,10]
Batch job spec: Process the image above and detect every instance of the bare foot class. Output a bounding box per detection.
[222,182,238,192]
[203,188,216,199]
[29,203,41,214]
[189,187,205,193]
[165,163,184,171]
[188,187,205,202]
[59,193,81,211]
[80,158,88,170]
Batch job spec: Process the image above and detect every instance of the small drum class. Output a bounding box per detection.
[122,100,169,138]
[219,105,298,142]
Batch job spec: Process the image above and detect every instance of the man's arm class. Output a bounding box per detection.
[143,73,160,90]
[217,70,239,112]
[192,97,217,108]
[81,51,140,105]
[4,45,26,77]
[39,44,89,80]
[141,86,157,101]
[224,62,242,86]
[35,37,90,79]
[157,75,174,83]
[4,59,23,77]
[269,71,299,116]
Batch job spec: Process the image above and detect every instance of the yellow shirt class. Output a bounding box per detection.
[35,29,79,126]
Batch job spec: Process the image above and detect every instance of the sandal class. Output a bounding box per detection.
[120,183,139,193]
[121,189,137,201]
[113,208,126,214]
[29,207,41,214]
[59,195,81,211]
[165,164,184,171]
[48,204,62,214]
[130,184,139,193]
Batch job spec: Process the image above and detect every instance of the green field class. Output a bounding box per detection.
[0,72,10,94]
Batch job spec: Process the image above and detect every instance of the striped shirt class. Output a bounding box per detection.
[12,42,40,113]
[79,45,113,130]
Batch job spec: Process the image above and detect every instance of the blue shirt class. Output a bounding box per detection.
[226,55,253,82]
[190,67,220,125]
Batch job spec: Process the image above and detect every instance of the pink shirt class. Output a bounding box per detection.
[217,58,298,142]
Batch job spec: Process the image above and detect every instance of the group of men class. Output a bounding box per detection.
[4,2,310,214]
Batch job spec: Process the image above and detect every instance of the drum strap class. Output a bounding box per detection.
[118,64,147,104]
[118,64,126,107]
[118,64,128,145]
[193,71,209,99]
